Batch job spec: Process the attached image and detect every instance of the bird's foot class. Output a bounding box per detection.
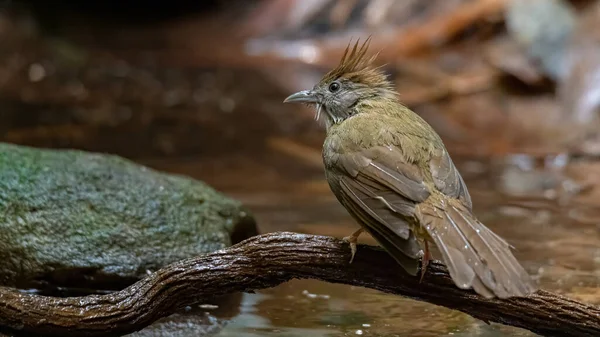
[343,228,364,264]
[420,241,431,283]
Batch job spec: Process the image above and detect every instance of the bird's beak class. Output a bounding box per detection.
[283,90,318,104]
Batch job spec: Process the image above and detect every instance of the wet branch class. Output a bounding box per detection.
[0,232,598,337]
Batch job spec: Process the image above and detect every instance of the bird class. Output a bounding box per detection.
[283,38,537,298]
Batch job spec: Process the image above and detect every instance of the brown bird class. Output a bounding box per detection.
[283,38,536,298]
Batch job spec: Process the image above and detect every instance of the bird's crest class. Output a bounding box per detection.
[320,37,391,89]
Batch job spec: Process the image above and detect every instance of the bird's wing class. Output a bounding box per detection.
[333,145,535,298]
[331,145,429,275]
[428,148,472,209]
[337,178,422,275]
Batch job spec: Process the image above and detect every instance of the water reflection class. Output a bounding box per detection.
[217,282,536,337]
[145,150,599,337]
[1,4,599,335]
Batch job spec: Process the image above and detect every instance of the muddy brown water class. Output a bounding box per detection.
[2,72,598,336]
[139,145,600,337]
[2,69,598,335]
[1,8,598,334]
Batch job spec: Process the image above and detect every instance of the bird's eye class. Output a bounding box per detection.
[328,81,341,92]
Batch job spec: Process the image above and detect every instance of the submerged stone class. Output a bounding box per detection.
[0,143,257,290]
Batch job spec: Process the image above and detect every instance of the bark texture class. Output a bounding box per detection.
[0,232,598,337]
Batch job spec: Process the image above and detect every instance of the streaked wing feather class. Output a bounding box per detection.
[338,179,420,275]
[340,176,414,239]
[430,148,472,209]
[361,147,429,202]
[367,228,421,276]
[333,146,429,242]
[330,146,428,275]
[339,177,420,254]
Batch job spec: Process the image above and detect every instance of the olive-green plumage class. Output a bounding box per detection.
[284,38,536,298]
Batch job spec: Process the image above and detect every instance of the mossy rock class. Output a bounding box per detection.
[0,143,257,290]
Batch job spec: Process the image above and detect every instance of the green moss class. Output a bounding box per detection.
[0,143,256,289]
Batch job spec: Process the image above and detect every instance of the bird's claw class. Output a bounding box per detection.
[343,228,364,264]
[343,237,358,264]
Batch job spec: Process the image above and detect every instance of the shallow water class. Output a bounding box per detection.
[143,148,600,337]
[1,6,598,335]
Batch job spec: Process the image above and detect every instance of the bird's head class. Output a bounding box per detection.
[284,37,396,128]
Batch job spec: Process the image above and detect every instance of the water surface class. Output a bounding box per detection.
[144,149,600,337]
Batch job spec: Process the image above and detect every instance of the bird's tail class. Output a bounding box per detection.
[416,198,536,298]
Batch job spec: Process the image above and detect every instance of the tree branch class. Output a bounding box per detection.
[0,232,598,337]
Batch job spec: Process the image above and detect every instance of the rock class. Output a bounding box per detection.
[0,142,257,290]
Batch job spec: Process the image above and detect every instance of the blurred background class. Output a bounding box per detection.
[1,0,599,336]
